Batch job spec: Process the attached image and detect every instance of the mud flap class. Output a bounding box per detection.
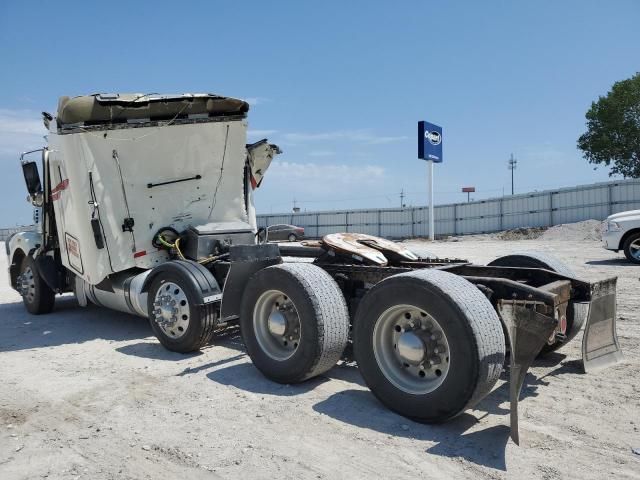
[582,277,623,373]
[498,302,557,445]
[500,277,623,445]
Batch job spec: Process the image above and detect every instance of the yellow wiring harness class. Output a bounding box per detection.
[157,234,221,265]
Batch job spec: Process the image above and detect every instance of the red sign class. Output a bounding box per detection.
[462,187,475,193]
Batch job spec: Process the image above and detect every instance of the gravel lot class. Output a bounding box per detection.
[1,236,639,479]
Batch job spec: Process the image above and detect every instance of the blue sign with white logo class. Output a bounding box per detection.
[418,121,443,163]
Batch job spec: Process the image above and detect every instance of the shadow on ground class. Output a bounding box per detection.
[0,295,249,358]
[0,296,152,352]
[205,361,516,470]
[207,361,330,395]
[585,258,636,266]
[205,350,582,471]
[115,327,247,362]
[116,341,203,361]
[313,389,510,470]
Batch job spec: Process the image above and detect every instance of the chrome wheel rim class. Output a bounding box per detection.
[630,239,640,260]
[19,267,36,304]
[253,289,301,361]
[373,304,451,394]
[151,282,190,339]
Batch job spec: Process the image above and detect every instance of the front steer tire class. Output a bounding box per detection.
[19,255,55,315]
[240,263,350,384]
[353,269,505,423]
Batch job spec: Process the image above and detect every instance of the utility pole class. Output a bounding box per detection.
[400,188,405,209]
[508,153,517,195]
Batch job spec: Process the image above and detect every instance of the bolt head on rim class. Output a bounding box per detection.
[253,290,301,361]
[152,282,190,339]
[373,305,451,395]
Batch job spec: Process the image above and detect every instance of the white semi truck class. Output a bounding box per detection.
[6,92,622,443]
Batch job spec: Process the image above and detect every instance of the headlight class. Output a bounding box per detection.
[605,221,621,232]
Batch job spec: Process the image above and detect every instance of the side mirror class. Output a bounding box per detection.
[22,161,42,196]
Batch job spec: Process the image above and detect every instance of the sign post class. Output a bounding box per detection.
[462,186,475,202]
[428,160,434,240]
[418,121,443,241]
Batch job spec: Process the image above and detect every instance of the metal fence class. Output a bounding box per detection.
[257,179,640,239]
[3,180,639,242]
[0,225,35,242]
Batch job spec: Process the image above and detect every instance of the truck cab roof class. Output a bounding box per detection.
[56,93,249,128]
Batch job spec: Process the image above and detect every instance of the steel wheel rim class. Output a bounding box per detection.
[630,239,640,259]
[20,266,36,304]
[253,289,301,361]
[373,304,451,394]
[151,282,190,339]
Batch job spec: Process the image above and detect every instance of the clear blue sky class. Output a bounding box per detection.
[1,0,638,225]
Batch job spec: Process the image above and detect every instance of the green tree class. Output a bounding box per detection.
[578,73,640,177]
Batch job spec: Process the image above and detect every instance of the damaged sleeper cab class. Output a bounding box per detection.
[7,92,623,444]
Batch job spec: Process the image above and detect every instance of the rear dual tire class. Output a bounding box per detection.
[240,263,349,384]
[241,265,506,422]
[354,269,505,423]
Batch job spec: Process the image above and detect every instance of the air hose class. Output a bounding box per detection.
[153,229,228,265]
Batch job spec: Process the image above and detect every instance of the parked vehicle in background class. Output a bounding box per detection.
[267,224,305,242]
[601,209,640,264]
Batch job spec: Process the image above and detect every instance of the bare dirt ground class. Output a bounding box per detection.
[1,235,639,479]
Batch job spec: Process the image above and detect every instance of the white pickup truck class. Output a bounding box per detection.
[601,209,640,263]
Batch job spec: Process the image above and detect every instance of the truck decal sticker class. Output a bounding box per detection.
[51,178,69,201]
[64,232,84,274]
